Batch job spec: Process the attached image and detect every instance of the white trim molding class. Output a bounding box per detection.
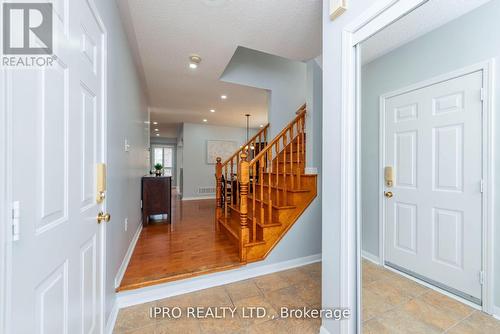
[104,253,321,332]
[378,60,496,313]
[361,251,380,265]
[341,1,430,332]
[114,223,143,289]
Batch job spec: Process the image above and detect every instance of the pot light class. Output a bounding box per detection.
[189,55,202,69]
[220,95,227,100]
[156,133,160,136]
[260,124,264,128]
[154,128,159,132]
[153,121,158,125]
[210,109,215,113]
[203,119,208,122]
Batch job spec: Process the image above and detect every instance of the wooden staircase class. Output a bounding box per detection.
[215,105,317,263]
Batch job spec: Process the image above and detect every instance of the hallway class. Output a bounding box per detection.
[118,192,241,291]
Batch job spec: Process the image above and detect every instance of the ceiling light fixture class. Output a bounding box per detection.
[153,122,158,125]
[260,124,264,128]
[154,128,159,132]
[189,55,202,69]
[203,119,208,122]
[210,109,215,113]
[156,133,160,136]
[220,95,227,100]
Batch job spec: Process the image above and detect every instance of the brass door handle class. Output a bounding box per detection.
[384,191,393,199]
[97,212,111,224]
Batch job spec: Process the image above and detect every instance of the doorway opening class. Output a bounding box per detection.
[342,0,498,331]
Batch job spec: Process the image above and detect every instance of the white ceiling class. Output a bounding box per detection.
[117,0,322,134]
[361,0,492,64]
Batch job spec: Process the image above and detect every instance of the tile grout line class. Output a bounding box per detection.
[442,310,477,334]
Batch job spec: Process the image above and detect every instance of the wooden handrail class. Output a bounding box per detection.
[222,123,270,166]
[249,104,306,166]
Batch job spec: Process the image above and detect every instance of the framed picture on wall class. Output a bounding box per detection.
[330,0,347,20]
[206,140,239,164]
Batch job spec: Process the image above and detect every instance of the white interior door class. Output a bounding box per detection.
[10,1,106,333]
[383,71,483,303]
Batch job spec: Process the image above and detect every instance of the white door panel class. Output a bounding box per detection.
[10,1,106,333]
[384,71,483,302]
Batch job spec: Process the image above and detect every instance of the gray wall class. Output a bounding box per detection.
[306,59,323,173]
[182,123,252,199]
[94,0,149,325]
[360,0,500,307]
[221,47,307,139]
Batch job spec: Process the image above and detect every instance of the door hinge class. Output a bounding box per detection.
[480,179,484,193]
[480,88,485,101]
[479,271,485,285]
[11,201,20,241]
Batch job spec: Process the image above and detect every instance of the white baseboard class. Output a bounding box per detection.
[361,250,380,265]
[320,325,332,334]
[115,253,321,309]
[181,195,215,201]
[114,223,143,289]
[491,306,500,320]
[105,299,120,334]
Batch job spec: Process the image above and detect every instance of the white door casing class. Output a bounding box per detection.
[9,1,107,333]
[382,70,483,303]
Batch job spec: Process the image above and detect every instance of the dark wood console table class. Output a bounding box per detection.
[141,176,172,226]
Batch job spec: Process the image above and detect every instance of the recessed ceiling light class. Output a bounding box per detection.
[189,55,202,69]
[210,109,215,113]
[156,133,160,136]
[154,128,159,132]
[220,95,227,100]
[203,119,208,122]
[153,121,158,125]
[259,124,264,128]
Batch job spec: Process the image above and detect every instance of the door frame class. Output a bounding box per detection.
[336,0,497,332]
[85,0,109,332]
[378,61,495,312]
[341,1,433,332]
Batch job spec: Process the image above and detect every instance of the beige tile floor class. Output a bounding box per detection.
[113,262,322,334]
[362,260,500,333]
[114,261,500,333]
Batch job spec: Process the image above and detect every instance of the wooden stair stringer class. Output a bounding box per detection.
[244,174,317,263]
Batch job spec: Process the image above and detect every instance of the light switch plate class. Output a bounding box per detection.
[124,139,130,152]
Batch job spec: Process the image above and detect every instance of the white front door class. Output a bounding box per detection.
[383,71,483,303]
[10,1,107,333]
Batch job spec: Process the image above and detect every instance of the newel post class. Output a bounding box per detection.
[238,152,250,262]
[215,157,222,231]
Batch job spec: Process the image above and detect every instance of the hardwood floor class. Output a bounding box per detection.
[117,190,241,292]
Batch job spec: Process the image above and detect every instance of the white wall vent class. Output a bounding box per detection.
[198,187,216,195]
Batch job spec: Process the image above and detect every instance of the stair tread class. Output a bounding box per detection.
[263,171,317,176]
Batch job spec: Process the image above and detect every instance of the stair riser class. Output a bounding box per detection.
[228,203,288,224]
[249,189,305,207]
[261,174,316,190]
